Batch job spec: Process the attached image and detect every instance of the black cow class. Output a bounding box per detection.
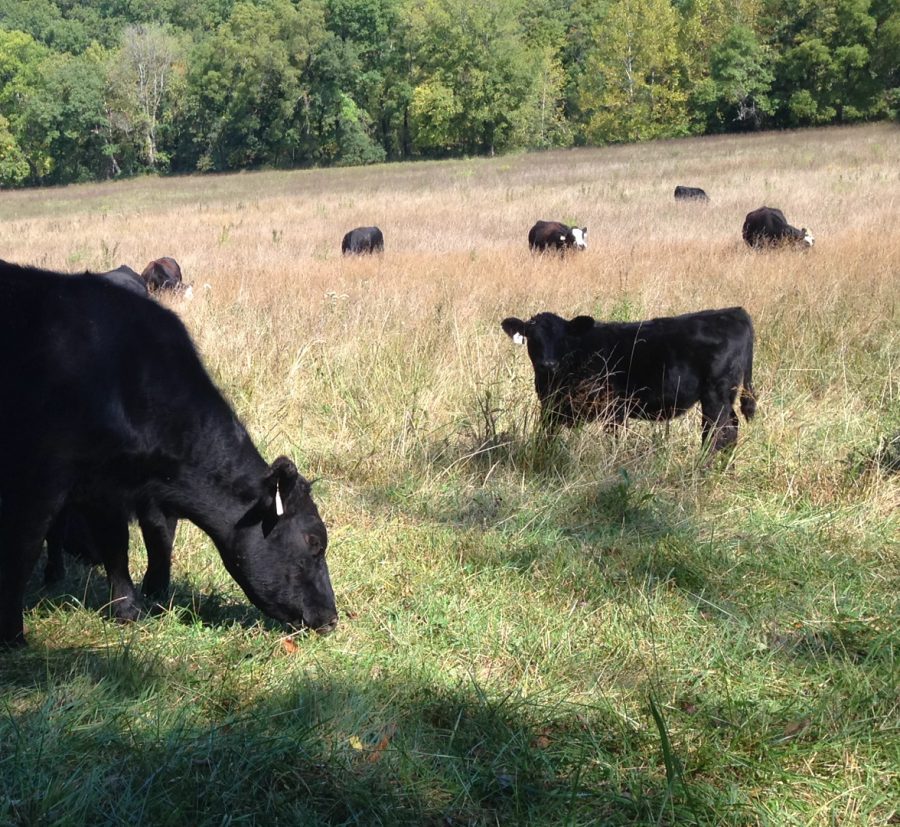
[342,226,384,255]
[501,307,756,451]
[43,498,177,600]
[742,206,814,248]
[674,185,709,201]
[528,220,587,253]
[141,256,194,297]
[0,260,337,646]
[95,264,149,297]
[45,266,164,586]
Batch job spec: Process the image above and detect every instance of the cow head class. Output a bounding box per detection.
[801,228,814,247]
[142,257,193,299]
[232,456,337,634]
[569,227,588,250]
[502,312,595,372]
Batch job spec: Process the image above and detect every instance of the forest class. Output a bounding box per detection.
[0,0,897,186]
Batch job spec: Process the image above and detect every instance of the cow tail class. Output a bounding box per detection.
[739,333,757,421]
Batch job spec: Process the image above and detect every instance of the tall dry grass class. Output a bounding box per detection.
[1,123,898,825]
[2,123,897,583]
[4,124,895,493]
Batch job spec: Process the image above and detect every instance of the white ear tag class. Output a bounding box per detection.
[512,332,526,345]
[275,483,284,516]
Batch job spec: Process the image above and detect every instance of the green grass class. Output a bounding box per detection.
[5,442,896,824]
[2,124,899,825]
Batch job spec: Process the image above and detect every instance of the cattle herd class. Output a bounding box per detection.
[0,189,814,647]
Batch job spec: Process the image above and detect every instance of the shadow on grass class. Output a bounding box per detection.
[361,431,893,671]
[0,644,745,826]
[360,446,743,611]
[28,557,289,637]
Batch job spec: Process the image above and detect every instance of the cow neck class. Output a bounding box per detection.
[171,409,269,540]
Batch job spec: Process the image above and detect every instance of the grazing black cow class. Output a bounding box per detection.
[501,307,756,451]
[674,185,709,201]
[742,206,814,248]
[43,499,178,600]
[95,264,149,297]
[45,265,166,585]
[0,260,337,646]
[528,220,587,253]
[141,256,193,297]
[342,226,384,255]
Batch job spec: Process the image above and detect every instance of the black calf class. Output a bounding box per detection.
[501,307,757,451]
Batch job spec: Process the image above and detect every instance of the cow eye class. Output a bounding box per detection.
[305,533,323,555]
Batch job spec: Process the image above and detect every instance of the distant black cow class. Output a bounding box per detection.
[0,259,337,646]
[141,256,193,297]
[742,206,814,248]
[501,307,757,451]
[674,185,709,201]
[342,226,384,255]
[528,220,587,253]
[95,264,149,297]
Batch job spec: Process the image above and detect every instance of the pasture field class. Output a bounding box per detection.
[1,123,898,825]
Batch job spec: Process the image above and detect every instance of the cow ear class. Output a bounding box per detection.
[501,317,527,344]
[264,456,299,516]
[236,456,299,533]
[567,315,594,336]
[582,227,587,236]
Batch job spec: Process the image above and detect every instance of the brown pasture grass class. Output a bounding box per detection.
[2,123,897,575]
[1,123,898,824]
[4,124,895,492]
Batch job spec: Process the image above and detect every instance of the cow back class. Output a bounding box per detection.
[0,263,224,487]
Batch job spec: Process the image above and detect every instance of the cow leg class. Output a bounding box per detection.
[139,504,177,598]
[603,399,627,435]
[82,504,142,622]
[700,388,739,453]
[540,394,571,433]
[44,509,68,585]
[1,491,66,645]
[539,406,561,433]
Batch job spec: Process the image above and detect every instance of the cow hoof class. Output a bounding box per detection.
[111,600,144,623]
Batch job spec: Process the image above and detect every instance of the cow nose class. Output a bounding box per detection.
[541,359,559,370]
[315,615,339,635]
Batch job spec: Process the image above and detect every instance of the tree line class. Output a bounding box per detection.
[0,0,897,187]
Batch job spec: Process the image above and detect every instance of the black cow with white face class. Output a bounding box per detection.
[501,307,757,451]
[528,220,587,253]
[674,185,709,201]
[342,226,384,255]
[742,206,814,248]
[0,259,337,646]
